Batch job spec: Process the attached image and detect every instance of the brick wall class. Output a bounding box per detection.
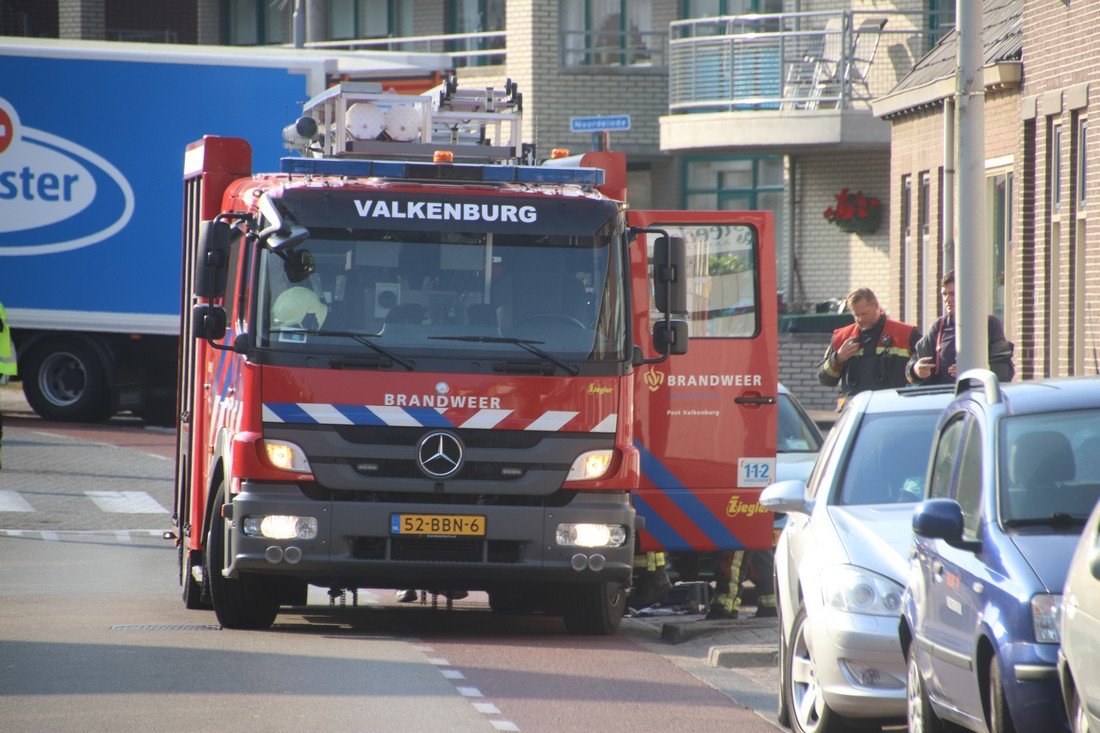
[779,333,837,411]
[793,152,892,310]
[58,0,104,39]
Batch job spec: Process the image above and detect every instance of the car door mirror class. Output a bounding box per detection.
[912,498,981,551]
[760,479,810,515]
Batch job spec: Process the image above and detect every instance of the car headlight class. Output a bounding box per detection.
[262,439,311,473]
[820,565,904,616]
[565,449,614,481]
[243,515,318,540]
[1033,593,1062,643]
[555,523,628,548]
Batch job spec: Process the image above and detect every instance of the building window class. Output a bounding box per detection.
[562,0,659,67]
[918,171,930,326]
[1054,124,1064,213]
[681,0,782,17]
[1078,118,1088,205]
[224,0,287,45]
[900,174,911,322]
[682,156,785,299]
[446,0,505,66]
[328,0,409,41]
[989,171,1011,323]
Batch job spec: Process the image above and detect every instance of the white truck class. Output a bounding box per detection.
[0,36,446,421]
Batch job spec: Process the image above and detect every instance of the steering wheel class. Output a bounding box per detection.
[515,314,587,330]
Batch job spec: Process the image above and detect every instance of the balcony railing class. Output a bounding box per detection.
[669,9,953,113]
[306,30,506,67]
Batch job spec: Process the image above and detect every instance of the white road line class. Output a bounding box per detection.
[427,657,449,666]
[441,669,465,680]
[114,530,132,543]
[85,491,168,514]
[142,453,171,461]
[490,721,519,731]
[40,531,59,542]
[456,687,483,698]
[472,703,501,715]
[0,490,34,512]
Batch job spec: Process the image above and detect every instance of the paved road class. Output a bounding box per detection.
[0,399,784,732]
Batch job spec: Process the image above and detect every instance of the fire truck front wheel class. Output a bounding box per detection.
[22,337,113,422]
[562,581,626,635]
[205,484,280,630]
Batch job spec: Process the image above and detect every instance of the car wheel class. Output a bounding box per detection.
[987,656,1018,733]
[776,578,791,727]
[907,644,944,733]
[1070,684,1090,733]
[785,606,852,733]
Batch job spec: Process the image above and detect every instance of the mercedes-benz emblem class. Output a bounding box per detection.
[416,431,464,479]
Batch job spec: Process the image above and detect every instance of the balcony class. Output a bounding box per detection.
[306,30,506,68]
[662,9,952,153]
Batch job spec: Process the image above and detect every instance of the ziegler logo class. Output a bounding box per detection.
[726,496,768,518]
[586,384,613,395]
[643,371,665,392]
[0,97,134,256]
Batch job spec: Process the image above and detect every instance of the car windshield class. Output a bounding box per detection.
[254,227,626,363]
[837,410,941,505]
[999,409,1100,524]
[778,393,823,453]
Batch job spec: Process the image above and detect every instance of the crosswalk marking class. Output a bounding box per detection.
[0,490,35,512]
[85,491,169,514]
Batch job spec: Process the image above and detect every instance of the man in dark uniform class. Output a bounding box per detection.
[906,271,1015,385]
[818,288,920,409]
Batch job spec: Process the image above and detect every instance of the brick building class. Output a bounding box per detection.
[876,0,1099,383]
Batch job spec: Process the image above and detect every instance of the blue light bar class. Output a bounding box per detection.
[280,157,603,186]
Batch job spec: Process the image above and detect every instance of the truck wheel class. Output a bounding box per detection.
[562,581,626,635]
[179,544,211,610]
[205,484,280,630]
[22,338,112,422]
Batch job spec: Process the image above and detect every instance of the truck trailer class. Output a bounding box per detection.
[176,78,778,633]
[0,37,446,422]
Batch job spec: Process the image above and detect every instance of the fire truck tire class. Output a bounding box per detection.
[562,581,626,635]
[205,485,280,630]
[22,337,113,422]
[180,544,211,610]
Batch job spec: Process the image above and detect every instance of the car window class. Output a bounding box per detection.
[999,409,1100,523]
[956,418,983,536]
[778,393,823,453]
[806,404,854,501]
[929,416,966,500]
[837,410,941,505]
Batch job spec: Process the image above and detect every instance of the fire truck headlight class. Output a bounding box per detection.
[263,440,311,473]
[243,515,318,540]
[565,450,614,481]
[555,523,627,548]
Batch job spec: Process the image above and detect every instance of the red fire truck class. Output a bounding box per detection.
[173,79,777,633]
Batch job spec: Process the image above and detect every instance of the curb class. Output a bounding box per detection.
[708,644,779,669]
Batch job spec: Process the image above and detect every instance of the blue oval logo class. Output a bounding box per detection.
[0,97,134,256]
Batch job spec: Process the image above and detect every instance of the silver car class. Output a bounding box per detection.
[762,385,954,733]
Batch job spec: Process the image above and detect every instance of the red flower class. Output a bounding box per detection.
[823,189,882,233]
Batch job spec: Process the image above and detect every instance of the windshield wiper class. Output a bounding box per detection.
[270,329,414,371]
[430,335,579,376]
[1003,512,1088,529]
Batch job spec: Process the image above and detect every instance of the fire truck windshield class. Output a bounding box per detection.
[255,226,626,366]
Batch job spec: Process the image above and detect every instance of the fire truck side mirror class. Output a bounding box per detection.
[652,320,689,356]
[195,220,231,298]
[652,235,687,315]
[191,304,227,341]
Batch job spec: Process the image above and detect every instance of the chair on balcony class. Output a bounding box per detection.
[803,16,844,110]
[847,17,887,103]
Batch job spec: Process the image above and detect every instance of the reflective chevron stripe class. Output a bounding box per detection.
[262,402,617,432]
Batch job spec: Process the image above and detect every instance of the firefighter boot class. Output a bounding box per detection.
[706,550,745,620]
[627,551,671,610]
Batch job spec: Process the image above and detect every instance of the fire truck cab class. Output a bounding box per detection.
[173,78,776,633]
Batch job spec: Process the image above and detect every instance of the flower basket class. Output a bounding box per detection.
[824,189,882,235]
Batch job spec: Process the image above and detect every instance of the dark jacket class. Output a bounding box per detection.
[906,314,1015,385]
[818,315,920,407]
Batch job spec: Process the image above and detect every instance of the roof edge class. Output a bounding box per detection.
[872,61,1022,119]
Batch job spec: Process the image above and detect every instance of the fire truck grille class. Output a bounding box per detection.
[347,459,564,481]
[334,425,553,449]
[351,537,523,564]
[308,485,579,508]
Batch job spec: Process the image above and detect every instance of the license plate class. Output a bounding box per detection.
[390,513,486,537]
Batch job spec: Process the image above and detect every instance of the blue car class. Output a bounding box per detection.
[901,370,1100,733]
